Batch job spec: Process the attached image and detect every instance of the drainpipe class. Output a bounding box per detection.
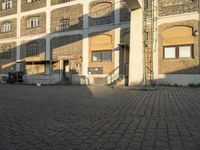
[198,0,200,67]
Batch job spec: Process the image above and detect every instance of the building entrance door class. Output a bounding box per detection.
[119,44,129,86]
[63,60,69,79]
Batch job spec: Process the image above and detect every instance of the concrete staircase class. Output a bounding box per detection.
[105,63,129,88]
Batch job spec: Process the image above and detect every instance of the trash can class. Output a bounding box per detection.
[7,71,24,84]
[16,71,24,83]
[7,71,17,84]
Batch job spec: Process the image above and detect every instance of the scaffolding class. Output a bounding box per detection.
[143,0,158,86]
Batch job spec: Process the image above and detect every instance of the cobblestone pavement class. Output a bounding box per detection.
[0,85,200,150]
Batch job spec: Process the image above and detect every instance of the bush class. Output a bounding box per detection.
[188,83,200,88]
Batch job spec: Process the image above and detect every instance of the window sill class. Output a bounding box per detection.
[163,58,194,61]
[91,61,112,63]
[0,31,12,34]
[1,8,12,11]
[26,26,40,29]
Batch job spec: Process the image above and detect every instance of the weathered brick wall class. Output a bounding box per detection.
[158,20,200,74]
[21,0,46,12]
[0,42,16,74]
[20,39,46,61]
[21,12,46,36]
[20,39,46,74]
[120,1,130,22]
[89,0,114,26]
[51,4,83,32]
[144,0,153,18]
[89,31,115,74]
[0,0,17,17]
[120,28,130,44]
[51,0,75,6]
[158,0,198,16]
[50,34,82,74]
[0,19,17,39]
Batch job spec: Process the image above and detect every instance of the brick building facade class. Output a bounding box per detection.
[0,0,199,86]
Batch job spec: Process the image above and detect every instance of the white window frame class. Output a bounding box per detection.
[164,47,176,59]
[27,0,37,3]
[163,45,194,59]
[27,17,39,28]
[2,0,12,10]
[179,45,193,58]
[1,22,12,32]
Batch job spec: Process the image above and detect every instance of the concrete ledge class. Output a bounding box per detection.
[157,74,200,86]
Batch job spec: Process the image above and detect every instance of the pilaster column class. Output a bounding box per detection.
[45,0,51,74]
[128,1,144,86]
[16,0,21,71]
[82,0,89,77]
[114,0,121,68]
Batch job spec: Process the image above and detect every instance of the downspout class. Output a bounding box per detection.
[198,0,200,68]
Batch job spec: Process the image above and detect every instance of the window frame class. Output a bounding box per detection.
[92,50,112,62]
[1,22,12,33]
[26,42,40,57]
[163,44,194,60]
[179,45,194,59]
[59,18,70,31]
[26,17,40,29]
[2,0,12,10]
[92,51,101,62]
[60,0,70,4]
[0,48,12,59]
[102,50,112,62]
[27,0,37,3]
[163,46,176,59]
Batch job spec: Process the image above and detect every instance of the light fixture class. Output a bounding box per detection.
[193,30,198,36]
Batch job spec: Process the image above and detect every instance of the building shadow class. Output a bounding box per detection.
[0,2,131,85]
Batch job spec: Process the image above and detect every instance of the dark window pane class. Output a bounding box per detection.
[92,51,101,62]
[26,42,40,57]
[102,51,111,61]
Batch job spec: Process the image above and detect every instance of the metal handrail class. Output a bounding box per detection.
[105,62,129,85]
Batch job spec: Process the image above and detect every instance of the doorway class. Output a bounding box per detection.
[119,44,129,86]
[62,60,70,81]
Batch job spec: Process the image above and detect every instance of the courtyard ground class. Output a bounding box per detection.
[0,85,200,150]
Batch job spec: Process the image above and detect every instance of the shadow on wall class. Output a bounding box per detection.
[156,66,200,86]
[1,4,200,86]
[0,2,130,84]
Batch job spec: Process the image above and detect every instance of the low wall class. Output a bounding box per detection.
[157,74,200,86]
[71,74,88,85]
[24,74,60,85]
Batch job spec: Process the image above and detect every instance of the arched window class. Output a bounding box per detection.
[90,2,112,18]
[0,48,12,59]
[59,18,70,31]
[27,17,39,28]
[2,0,12,10]
[27,0,37,3]
[90,34,113,62]
[26,42,40,57]
[162,26,194,59]
[1,22,12,33]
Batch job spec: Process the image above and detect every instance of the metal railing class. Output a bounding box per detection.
[105,62,129,86]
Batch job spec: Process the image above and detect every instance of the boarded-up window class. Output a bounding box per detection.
[90,2,112,18]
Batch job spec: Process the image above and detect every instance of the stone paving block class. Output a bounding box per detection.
[0,85,200,149]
